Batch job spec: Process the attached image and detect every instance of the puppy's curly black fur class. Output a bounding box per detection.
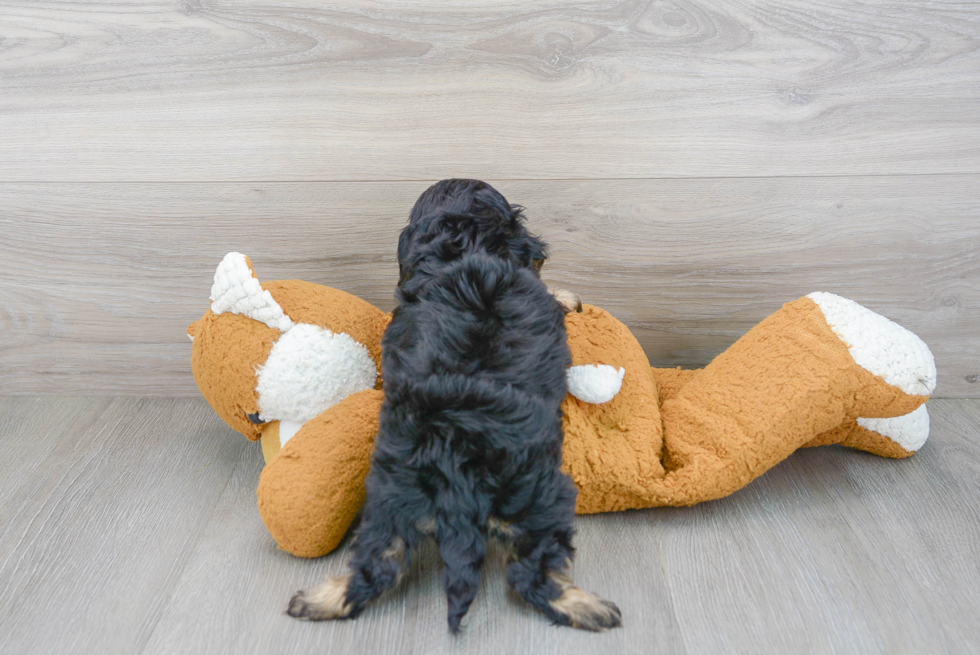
[288,179,621,633]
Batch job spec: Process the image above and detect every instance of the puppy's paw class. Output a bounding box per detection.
[550,586,622,631]
[287,574,354,621]
[549,288,583,314]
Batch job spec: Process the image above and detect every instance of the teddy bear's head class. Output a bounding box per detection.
[188,252,390,442]
[189,253,650,473]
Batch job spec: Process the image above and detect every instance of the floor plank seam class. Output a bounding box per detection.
[0,399,125,587]
[651,537,692,655]
[134,436,250,655]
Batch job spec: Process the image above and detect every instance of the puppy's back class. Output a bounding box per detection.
[383,253,570,406]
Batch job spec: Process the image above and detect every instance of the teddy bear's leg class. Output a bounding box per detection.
[654,366,930,459]
[650,367,701,407]
[257,389,383,558]
[656,293,935,505]
[802,405,929,459]
[805,292,936,414]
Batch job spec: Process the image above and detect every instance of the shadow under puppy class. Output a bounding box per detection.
[288,179,620,632]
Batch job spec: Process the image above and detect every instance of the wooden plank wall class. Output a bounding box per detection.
[1,1,978,397]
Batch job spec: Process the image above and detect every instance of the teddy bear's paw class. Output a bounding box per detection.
[857,404,930,454]
[807,292,936,396]
[566,365,626,404]
[287,574,355,621]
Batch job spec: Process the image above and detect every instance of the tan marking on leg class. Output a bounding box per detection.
[547,571,622,631]
[382,536,408,585]
[381,536,406,560]
[415,516,435,535]
[549,288,582,314]
[488,517,515,538]
[287,574,354,621]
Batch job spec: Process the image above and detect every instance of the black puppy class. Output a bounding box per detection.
[287,179,621,632]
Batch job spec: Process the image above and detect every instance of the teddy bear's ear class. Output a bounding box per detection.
[209,252,295,332]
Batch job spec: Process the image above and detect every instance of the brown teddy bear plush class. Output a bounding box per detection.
[189,253,936,558]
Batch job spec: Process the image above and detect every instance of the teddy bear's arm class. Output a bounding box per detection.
[566,365,626,404]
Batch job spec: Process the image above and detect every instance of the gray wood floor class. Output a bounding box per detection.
[1,396,978,654]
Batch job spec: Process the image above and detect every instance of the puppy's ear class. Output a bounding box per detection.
[397,224,416,286]
[518,234,548,272]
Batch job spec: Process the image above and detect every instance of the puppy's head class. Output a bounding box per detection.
[397,179,547,286]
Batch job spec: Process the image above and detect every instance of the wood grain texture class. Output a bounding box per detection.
[0,398,248,655]
[139,438,687,655]
[2,177,977,396]
[0,396,92,504]
[1,397,978,654]
[830,398,980,650]
[652,400,980,653]
[0,0,978,180]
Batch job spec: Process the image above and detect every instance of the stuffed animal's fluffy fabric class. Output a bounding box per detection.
[189,255,935,559]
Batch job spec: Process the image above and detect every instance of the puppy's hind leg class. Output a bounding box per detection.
[287,519,410,621]
[504,474,621,631]
[286,573,357,622]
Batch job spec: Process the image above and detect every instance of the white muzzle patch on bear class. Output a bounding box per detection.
[256,324,377,424]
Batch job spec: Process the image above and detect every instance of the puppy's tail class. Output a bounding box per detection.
[435,504,488,633]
